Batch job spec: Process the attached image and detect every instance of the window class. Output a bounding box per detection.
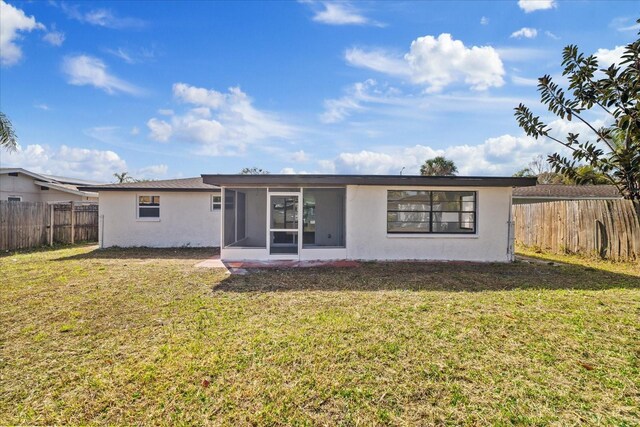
[138,195,160,219]
[211,194,221,210]
[8,196,22,202]
[387,190,476,234]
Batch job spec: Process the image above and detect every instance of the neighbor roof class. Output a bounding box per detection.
[513,184,621,199]
[78,177,220,192]
[202,174,537,187]
[1,168,101,197]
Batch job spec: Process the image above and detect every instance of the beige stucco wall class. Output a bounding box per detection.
[0,174,94,202]
[345,185,513,262]
[99,191,221,248]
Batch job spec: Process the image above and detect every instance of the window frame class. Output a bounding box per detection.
[7,195,22,202]
[137,194,161,221]
[387,190,477,235]
[211,194,222,211]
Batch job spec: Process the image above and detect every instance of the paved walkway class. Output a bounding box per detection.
[195,255,360,275]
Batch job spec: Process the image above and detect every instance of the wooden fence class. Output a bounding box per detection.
[0,201,98,251]
[514,199,640,262]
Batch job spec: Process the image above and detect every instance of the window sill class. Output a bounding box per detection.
[386,233,478,239]
[137,218,161,222]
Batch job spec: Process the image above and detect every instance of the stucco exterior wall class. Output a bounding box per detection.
[345,185,513,262]
[99,191,220,248]
[0,174,93,202]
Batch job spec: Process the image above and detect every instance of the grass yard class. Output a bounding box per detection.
[1,245,639,426]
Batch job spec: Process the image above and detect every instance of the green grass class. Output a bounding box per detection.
[1,245,639,425]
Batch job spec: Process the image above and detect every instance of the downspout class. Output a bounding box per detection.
[507,189,515,262]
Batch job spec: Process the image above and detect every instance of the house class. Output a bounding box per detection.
[0,168,100,202]
[512,184,622,204]
[82,174,536,262]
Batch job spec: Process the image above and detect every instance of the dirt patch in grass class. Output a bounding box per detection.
[1,245,638,425]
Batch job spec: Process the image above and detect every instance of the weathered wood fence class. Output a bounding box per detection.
[0,201,98,251]
[514,200,640,262]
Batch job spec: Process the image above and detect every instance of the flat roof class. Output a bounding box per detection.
[202,174,537,187]
[78,177,220,192]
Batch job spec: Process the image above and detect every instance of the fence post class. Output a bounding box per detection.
[49,203,54,246]
[70,201,75,245]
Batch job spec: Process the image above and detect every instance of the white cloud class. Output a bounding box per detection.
[147,118,173,142]
[136,164,168,178]
[610,17,640,32]
[595,45,626,67]
[34,103,50,110]
[105,46,155,64]
[146,83,294,155]
[43,30,65,46]
[510,27,538,39]
[544,30,560,40]
[130,126,140,136]
[62,55,143,95]
[345,48,411,77]
[346,34,505,92]
[0,0,45,66]
[319,119,597,176]
[517,0,556,13]
[405,34,505,92]
[307,1,383,27]
[58,3,146,29]
[480,16,489,25]
[1,144,127,182]
[291,150,308,162]
[320,79,401,123]
[511,75,538,86]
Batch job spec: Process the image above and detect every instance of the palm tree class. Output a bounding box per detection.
[113,172,135,183]
[420,156,458,176]
[0,112,18,152]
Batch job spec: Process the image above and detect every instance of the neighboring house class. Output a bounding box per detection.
[513,184,622,204]
[79,178,222,248]
[83,174,536,262]
[0,168,100,202]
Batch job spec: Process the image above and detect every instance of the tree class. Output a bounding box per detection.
[514,19,639,203]
[113,172,135,183]
[420,156,458,176]
[240,167,270,175]
[513,155,568,184]
[0,112,18,152]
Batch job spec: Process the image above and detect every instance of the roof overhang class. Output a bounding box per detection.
[201,174,537,188]
[35,180,98,197]
[78,186,219,192]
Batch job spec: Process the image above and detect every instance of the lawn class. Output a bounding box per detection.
[1,246,639,425]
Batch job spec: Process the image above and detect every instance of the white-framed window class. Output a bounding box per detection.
[211,194,222,210]
[137,195,160,219]
[8,195,22,202]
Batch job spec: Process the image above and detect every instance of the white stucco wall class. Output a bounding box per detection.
[345,185,513,262]
[99,191,220,248]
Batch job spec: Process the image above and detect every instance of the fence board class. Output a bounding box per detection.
[0,201,98,251]
[514,199,640,262]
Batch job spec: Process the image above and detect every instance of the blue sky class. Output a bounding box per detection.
[1,0,637,182]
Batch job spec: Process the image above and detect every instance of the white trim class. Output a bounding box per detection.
[211,194,222,211]
[136,193,161,221]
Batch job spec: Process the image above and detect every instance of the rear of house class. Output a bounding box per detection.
[84,174,535,262]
